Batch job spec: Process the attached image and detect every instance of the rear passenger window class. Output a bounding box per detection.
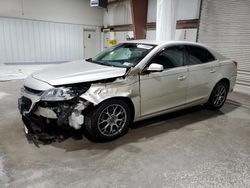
[186,45,216,65]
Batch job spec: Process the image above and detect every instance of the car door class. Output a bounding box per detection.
[140,45,188,116]
[185,45,219,103]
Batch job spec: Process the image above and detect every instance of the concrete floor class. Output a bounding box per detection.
[0,80,250,188]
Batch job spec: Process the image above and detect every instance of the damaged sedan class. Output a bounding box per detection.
[18,40,237,142]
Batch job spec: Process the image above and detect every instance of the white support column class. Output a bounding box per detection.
[156,0,177,41]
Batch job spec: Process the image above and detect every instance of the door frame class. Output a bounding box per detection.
[83,29,97,59]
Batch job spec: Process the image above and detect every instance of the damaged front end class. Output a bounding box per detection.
[18,84,92,144]
[18,71,140,145]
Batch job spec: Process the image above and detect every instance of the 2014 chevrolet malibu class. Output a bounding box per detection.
[18,41,237,142]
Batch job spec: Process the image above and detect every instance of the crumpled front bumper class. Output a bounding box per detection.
[21,113,58,145]
[18,92,62,145]
[18,87,89,145]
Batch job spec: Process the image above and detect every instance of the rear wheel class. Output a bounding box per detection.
[85,99,131,142]
[205,82,228,110]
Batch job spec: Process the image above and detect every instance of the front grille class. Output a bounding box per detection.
[24,86,43,95]
[21,96,32,111]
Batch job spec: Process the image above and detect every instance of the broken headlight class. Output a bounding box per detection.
[41,87,77,101]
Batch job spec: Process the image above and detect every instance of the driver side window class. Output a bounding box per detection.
[150,46,184,69]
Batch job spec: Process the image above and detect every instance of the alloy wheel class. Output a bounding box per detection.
[213,84,227,107]
[97,104,127,137]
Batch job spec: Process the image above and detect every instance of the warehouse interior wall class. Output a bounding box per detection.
[0,0,201,64]
[102,0,201,47]
[149,0,200,42]
[0,17,104,64]
[0,0,104,64]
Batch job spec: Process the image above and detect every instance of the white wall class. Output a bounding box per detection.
[177,0,201,20]
[0,17,87,64]
[148,0,201,22]
[103,0,132,27]
[0,0,104,26]
[0,0,103,64]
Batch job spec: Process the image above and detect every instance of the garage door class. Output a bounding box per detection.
[198,0,250,94]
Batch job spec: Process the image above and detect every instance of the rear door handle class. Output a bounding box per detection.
[210,69,216,73]
[178,75,187,81]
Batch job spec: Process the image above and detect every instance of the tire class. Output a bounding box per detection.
[84,99,131,142]
[205,82,228,110]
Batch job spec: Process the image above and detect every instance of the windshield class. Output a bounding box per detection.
[87,43,155,68]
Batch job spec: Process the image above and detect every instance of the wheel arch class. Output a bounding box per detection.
[217,78,230,91]
[207,77,230,101]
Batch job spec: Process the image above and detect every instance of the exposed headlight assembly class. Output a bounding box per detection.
[41,87,77,101]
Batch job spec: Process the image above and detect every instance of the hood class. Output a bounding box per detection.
[32,60,127,86]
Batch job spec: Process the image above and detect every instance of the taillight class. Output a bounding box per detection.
[233,61,238,68]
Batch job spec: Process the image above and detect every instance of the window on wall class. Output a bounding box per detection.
[150,46,184,69]
[185,45,216,65]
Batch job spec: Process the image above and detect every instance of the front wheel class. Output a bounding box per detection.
[85,99,131,142]
[205,82,228,110]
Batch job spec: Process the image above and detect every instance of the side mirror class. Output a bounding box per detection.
[147,63,164,72]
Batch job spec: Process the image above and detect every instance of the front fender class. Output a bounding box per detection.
[79,84,133,105]
[79,76,141,120]
[79,76,139,105]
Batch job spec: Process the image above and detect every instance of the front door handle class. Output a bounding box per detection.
[210,69,216,73]
[178,75,187,81]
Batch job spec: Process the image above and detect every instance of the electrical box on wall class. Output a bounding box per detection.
[90,0,108,8]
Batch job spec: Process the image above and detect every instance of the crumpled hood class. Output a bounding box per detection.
[32,60,127,86]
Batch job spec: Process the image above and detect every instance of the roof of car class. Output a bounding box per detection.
[123,40,207,48]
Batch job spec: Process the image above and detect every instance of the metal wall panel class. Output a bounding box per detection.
[0,17,85,64]
[199,0,250,93]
